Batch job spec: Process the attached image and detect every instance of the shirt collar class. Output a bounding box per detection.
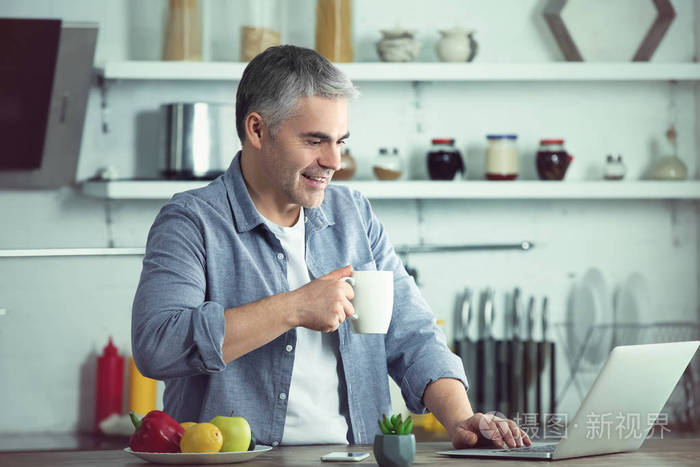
[224,151,335,234]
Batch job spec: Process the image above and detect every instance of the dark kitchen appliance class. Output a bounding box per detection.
[0,19,98,188]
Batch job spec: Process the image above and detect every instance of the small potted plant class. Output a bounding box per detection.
[374,413,415,467]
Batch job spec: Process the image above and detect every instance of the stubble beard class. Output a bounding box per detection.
[266,138,329,209]
[276,166,327,209]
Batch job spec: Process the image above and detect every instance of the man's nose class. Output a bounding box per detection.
[319,144,342,171]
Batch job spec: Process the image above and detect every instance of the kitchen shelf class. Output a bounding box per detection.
[80,180,700,200]
[0,248,145,258]
[98,61,700,82]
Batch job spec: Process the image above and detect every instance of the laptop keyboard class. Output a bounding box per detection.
[502,444,557,453]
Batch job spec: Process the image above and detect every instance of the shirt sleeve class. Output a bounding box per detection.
[131,198,227,380]
[351,190,469,414]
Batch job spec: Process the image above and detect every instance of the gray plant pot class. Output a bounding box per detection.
[373,434,416,467]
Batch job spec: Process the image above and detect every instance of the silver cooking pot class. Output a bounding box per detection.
[159,102,238,179]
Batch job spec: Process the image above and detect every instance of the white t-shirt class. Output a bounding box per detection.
[263,208,349,444]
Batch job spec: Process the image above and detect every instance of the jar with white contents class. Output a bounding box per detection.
[485,134,518,180]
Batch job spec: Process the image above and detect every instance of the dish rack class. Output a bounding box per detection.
[555,321,700,432]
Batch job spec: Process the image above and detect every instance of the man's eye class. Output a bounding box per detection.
[338,140,347,146]
[307,140,322,146]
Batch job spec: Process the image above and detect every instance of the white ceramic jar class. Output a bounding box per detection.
[373,147,403,180]
[436,28,471,62]
[376,29,421,62]
[604,154,626,181]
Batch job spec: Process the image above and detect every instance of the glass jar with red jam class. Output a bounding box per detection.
[427,138,464,180]
[536,139,573,180]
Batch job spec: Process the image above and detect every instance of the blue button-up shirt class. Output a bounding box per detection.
[132,153,468,445]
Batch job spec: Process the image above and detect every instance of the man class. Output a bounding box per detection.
[132,45,530,450]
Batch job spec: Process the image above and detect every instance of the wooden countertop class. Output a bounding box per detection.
[0,432,129,452]
[0,438,698,466]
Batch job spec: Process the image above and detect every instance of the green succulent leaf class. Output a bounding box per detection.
[399,416,413,435]
[382,414,393,434]
[390,414,399,431]
[378,413,413,435]
[379,418,393,435]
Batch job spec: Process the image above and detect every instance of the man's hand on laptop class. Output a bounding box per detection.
[449,412,532,449]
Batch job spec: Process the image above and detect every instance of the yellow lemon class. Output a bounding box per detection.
[180,422,224,453]
[180,422,196,431]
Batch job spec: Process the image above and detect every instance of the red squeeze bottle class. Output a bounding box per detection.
[95,337,124,432]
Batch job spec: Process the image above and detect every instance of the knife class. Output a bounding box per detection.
[453,289,465,357]
[482,288,496,411]
[508,288,523,419]
[524,296,538,416]
[484,288,494,341]
[495,291,510,416]
[538,296,555,427]
[475,288,495,411]
[527,296,535,341]
[461,287,473,342]
[459,287,477,405]
[512,288,520,341]
[549,303,556,419]
[474,289,486,411]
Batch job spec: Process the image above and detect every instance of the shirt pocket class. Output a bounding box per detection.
[353,260,377,272]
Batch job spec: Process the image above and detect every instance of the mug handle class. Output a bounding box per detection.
[340,277,358,320]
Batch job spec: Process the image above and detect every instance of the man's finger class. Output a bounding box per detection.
[320,265,353,281]
[485,421,507,449]
[520,428,532,446]
[342,300,355,320]
[496,420,516,448]
[508,420,523,447]
[452,429,479,449]
[340,280,355,300]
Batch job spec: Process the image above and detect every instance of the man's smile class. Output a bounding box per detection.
[301,172,332,187]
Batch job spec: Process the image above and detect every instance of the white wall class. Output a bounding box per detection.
[0,0,698,433]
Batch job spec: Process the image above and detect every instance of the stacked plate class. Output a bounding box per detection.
[568,269,651,366]
[567,268,614,366]
[614,273,650,345]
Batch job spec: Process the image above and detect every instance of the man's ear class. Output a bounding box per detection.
[245,112,266,150]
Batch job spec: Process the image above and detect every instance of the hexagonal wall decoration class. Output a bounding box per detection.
[543,0,676,62]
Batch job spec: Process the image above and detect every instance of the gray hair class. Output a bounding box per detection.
[235,45,359,143]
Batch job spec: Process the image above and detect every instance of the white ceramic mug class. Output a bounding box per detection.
[342,270,394,334]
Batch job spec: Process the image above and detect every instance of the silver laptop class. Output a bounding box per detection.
[438,341,699,460]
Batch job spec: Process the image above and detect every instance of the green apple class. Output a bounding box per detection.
[209,415,252,452]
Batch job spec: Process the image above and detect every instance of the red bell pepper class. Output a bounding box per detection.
[129,410,185,453]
